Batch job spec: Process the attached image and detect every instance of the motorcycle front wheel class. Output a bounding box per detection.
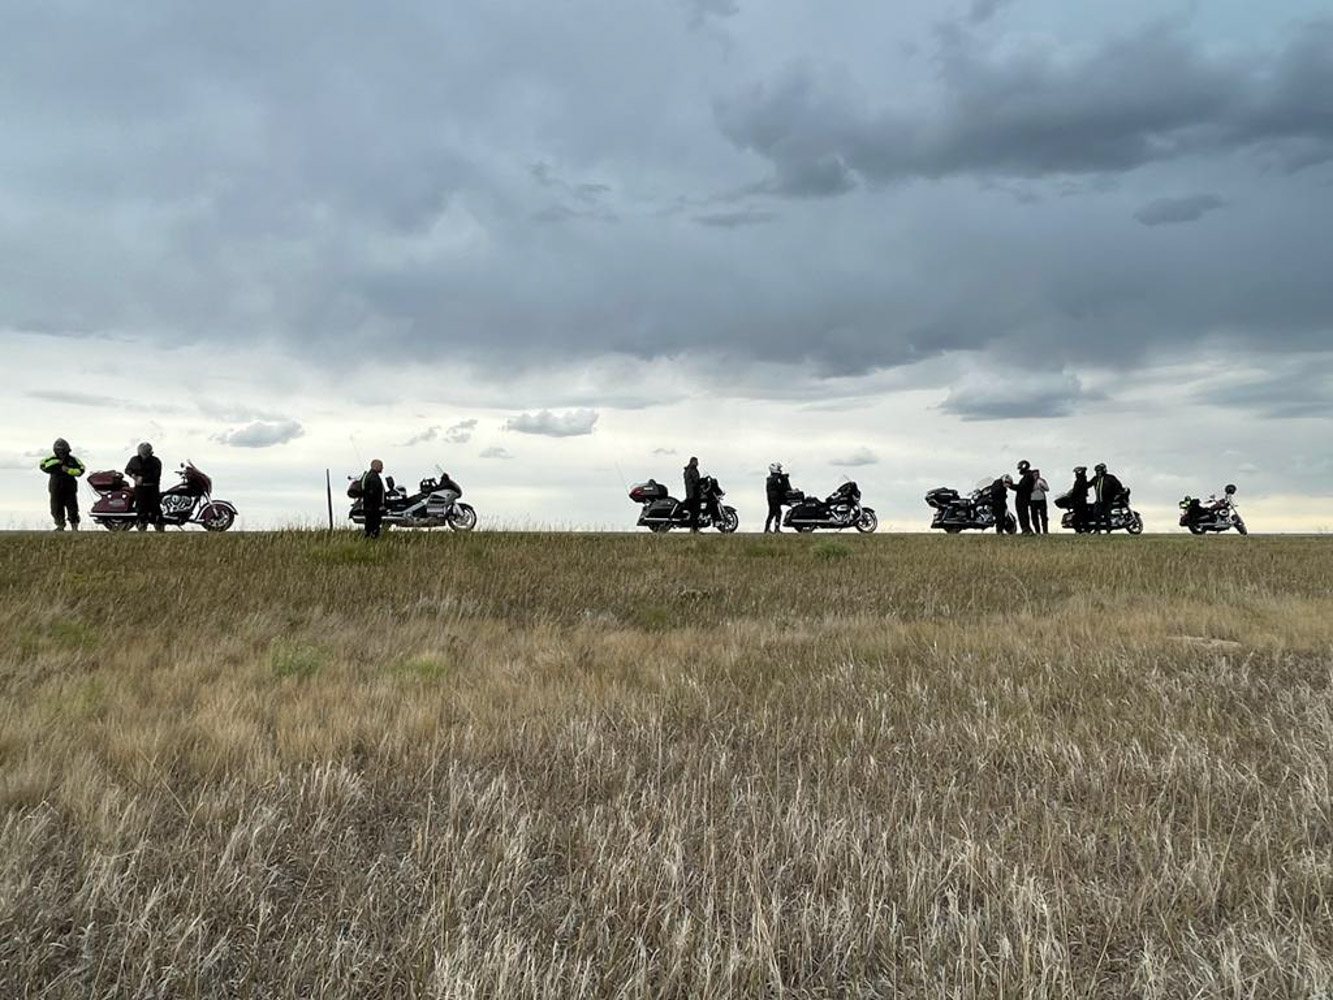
[716,508,739,534]
[1234,518,1248,536]
[1127,513,1144,535]
[1187,523,1205,535]
[200,505,236,532]
[855,510,878,533]
[448,503,477,532]
[647,523,671,533]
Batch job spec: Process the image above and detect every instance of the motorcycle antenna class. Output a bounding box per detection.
[348,434,364,468]
[613,460,629,495]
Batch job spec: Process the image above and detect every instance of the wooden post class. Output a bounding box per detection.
[326,469,334,531]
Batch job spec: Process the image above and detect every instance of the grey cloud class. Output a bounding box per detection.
[829,446,878,467]
[197,401,288,423]
[479,445,513,459]
[1134,194,1225,226]
[652,447,678,455]
[941,371,1090,421]
[968,0,1011,24]
[215,419,305,448]
[694,208,778,228]
[403,426,441,446]
[504,409,599,437]
[716,21,1333,189]
[445,419,478,444]
[1195,362,1333,419]
[28,389,131,408]
[684,0,739,27]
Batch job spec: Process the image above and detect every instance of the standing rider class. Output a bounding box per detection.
[40,438,85,531]
[361,459,386,539]
[683,457,702,533]
[989,475,1012,534]
[1029,468,1050,535]
[765,462,790,533]
[1010,460,1037,534]
[1069,466,1091,532]
[126,442,164,532]
[1091,463,1124,534]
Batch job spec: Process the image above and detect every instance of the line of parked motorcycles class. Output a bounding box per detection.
[627,477,878,533]
[73,461,1247,537]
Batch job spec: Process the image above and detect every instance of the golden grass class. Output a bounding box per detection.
[2,531,1332,997]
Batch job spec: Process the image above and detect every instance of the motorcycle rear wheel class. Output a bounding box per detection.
[794,525,816,533]
[448,503,477,532]
[648,524,671,533]
[1187,523,1206,535]
[100,519,134,532]
[943,526,962,534]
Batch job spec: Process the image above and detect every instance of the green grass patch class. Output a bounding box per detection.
[812,539,853,561]
[269,640,325,679]
[388,654,452,681]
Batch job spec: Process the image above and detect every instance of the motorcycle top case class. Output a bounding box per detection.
[346,479,364,499]
[88,470,128,491]
[630,481,668,502]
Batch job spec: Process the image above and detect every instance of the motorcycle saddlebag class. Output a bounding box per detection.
[644,497,678,518]
[94,489,135,513]
[346,479,364,499]
[88,470,127,491]
[630,480,668,502]
[925,487,959,509]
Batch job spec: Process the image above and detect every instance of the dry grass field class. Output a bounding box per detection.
[2,530,1332,998]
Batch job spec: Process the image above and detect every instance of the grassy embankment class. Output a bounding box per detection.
[2,531,1332,998]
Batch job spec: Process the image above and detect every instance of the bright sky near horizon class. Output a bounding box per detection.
[1,0,1330,531]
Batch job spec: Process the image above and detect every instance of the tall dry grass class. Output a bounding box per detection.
[2,531,1332,997]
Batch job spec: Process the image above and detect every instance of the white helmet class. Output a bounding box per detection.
[769,462,783,474]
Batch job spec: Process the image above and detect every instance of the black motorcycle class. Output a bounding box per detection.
[349,471,477,531]
[1179,486,1246,535]
[1054,490,1143,534]
[782,481,878,533]
[629,477,738,533]
[925,485,1016,534]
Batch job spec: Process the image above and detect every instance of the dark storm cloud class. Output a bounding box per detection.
[215,420,305,448]
[1134,194,1225,226]
[940,371,1091,421]
[1195,362,1333,419]
[716,20,1333,187]
[504,409,600,437]
[1,2,1331,389]
[967,0,1012,24]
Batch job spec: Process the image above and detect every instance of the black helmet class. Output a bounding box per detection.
[1224,483,1237,495]
[53,437,70,454]
[1094,463,1107,474]
[1017,459,1030,472]
[1073,465,1086,475]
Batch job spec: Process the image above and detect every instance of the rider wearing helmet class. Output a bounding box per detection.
[39,437,85,531]
[125,442,164,532]
[1069,466,1090,532]
[765,462,791,533]
[1091,462,1124,534]
[1010,459,1037,534]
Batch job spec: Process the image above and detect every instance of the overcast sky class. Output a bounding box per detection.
[2,0,1331,531]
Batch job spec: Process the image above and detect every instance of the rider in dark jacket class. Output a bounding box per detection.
[683,457,702,532]
[125,442,164,532]
[1069,467,1090,532]
[361,459,386,538]
[1010,460,1037,534]
[40,438,85,531]
[1091,463,1124,534]
[989,475,1011,535]
[764,463,790,533]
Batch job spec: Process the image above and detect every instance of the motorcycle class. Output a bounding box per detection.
[88,462,238,532]
[629,476,738,533]
[1179,486,1246,535]
[348,470,477,531]
[1054,489,1144,534]
[925,483,1016,534]
[782,481,878,533]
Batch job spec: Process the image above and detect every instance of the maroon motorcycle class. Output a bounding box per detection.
[88,462,238,532]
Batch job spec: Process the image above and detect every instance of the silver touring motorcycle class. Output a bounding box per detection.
[348,470,477,531]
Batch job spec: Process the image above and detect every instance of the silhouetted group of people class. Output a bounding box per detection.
[987,460,1126,535]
